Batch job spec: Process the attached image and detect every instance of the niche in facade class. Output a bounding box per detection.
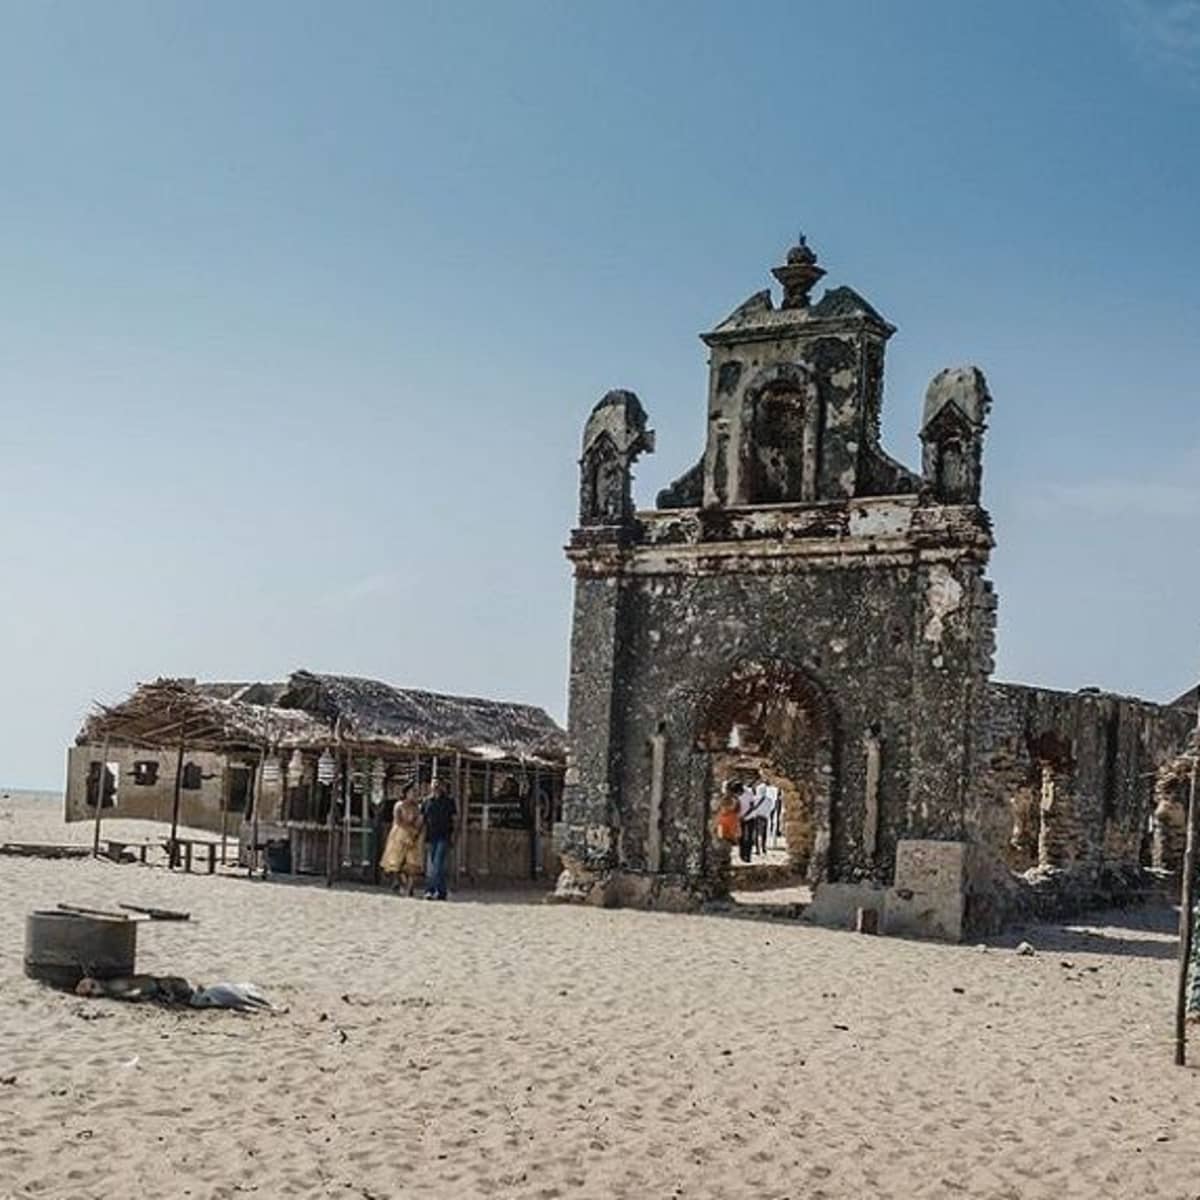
[740,368,820,505]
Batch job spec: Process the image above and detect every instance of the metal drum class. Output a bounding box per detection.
[23,911,137,990]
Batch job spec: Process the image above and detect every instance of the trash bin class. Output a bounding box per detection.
[265,839,292,875]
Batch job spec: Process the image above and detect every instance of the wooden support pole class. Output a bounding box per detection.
[531,766,541,881]
[454,751,465,881]
[250,748,263,877]
[219,765,230,868]
[90,738,110,858]
[168,741,186,869]
[342,746,353,874]
[1174,713,1200,1066]
[325,750,337,888]
[480,761,492,879]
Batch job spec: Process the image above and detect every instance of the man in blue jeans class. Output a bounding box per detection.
[421,777,456,900]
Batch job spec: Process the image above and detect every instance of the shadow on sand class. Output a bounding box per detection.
[989,904,1182,961]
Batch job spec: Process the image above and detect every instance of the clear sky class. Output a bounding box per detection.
[2,1,1198,788]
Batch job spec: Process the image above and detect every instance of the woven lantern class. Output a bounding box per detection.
[316,749,336,786]
[286,750,305,787]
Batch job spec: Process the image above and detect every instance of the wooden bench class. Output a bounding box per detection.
[101,838,152,864]
[164,837,222,874]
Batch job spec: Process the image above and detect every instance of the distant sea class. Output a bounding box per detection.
[0,787,61,803]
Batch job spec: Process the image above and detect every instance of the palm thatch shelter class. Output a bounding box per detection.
[67,670,567,885]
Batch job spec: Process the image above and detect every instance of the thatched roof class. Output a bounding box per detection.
[78,678,327,755]
[276,670,566,761]
[79,671,566,764]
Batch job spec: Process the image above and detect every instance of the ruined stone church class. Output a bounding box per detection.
[557,237,1194,935]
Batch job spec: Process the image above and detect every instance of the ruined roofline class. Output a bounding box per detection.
[988,677,1185,713]
[700,305,895,347]
[701,279,897,347]
[632,491,970,519]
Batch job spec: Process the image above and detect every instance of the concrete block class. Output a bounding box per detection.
[882,886,964,942]
[806,881,887,930]
[882,839,969,941]
[894,839,968,892]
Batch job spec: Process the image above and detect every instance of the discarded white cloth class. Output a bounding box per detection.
[189,982,273,1011]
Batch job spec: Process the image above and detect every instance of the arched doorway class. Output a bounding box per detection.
[696,660,838,884]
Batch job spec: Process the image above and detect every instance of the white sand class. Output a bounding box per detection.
[2,791,1199,1199]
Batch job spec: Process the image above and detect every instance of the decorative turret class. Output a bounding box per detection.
[577,390,655,528]
[920,367,992,504]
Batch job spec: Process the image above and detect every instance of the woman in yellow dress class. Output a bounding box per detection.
[380,789,424,895]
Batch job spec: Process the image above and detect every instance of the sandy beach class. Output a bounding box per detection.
[1,791,1198,1200]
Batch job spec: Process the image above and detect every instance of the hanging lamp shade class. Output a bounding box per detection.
[316,749,336,786]
[286,750,305,787]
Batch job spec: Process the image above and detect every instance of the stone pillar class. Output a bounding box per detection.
[1152,773,1186,873]
[558,572,627,876]
[906,561,987,845]
[1037,766,1069,868]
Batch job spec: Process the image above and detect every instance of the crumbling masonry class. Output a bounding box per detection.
[557,238,1194,933]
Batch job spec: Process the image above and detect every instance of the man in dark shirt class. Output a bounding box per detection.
[421,777,456,900]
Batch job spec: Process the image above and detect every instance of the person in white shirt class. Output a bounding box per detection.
[736,782,758,862]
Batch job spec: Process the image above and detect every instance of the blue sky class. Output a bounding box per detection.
[2,1,1198,788]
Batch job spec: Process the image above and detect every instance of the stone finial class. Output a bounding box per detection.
[921,366,991,433]
[771,235,826,309]
[920,366,993,505]
[578,390,655,527]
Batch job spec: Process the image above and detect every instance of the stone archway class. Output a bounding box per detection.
[696,659,838,884]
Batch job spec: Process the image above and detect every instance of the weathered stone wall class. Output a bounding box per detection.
[559,495,997,900]
[968,683,1194,886]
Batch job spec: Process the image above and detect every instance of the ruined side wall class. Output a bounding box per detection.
[65,743,239,835]
[968,683,1194,875]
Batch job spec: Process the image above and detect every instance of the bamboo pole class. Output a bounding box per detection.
[90,738,111,858]
[168,740,186,869]
[1174,708,1200,1066]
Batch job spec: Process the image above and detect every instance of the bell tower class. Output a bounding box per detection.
[686,237,919,509]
